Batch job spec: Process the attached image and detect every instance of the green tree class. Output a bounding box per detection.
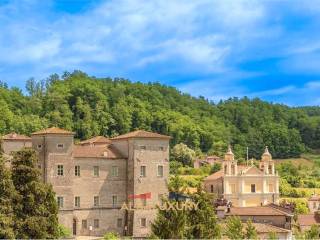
[151,199,187,239]
[0,142,16,239]
[267,231,277,240]
[11,148,59,239]
[245,219,258,239]
[210,163,222,174]
[168,175,186,193]
[171,143,196,166]
[305,224,320,239]
[225,216,245,239]
[186,187,221,239]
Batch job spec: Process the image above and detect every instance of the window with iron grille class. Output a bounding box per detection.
[75,165,80,176]
[57,165,64,176]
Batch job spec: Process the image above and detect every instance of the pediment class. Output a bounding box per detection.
[243,165,264,175]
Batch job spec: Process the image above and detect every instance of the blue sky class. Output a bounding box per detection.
[1,0,320,106]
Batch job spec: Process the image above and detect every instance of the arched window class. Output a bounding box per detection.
[224,165,228,174]
[268,164,272,174]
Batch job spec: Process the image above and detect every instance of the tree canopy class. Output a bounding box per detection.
[1,70,320,159]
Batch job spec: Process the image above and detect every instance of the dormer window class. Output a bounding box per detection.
[57,143,64,149]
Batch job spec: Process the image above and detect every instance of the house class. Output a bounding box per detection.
[297,214,320,232]
[1,132,32,156]
[219,205,293,239]
[307,194,320,213]
[1,127,170,238]
[204,145,279,207]
[193,155,222,168]
[252,223,292,240]
[218,205,293,229]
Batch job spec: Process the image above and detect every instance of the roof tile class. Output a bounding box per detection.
[73,144,124,159]
[111,130,171,140]
[32,127,74,135]
[79,136,111,145]
[2,133,31,141]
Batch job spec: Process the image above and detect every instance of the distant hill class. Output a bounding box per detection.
[0,70,320,159]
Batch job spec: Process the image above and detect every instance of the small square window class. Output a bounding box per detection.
[57,196,64,208]
[75,165,80,176]
[157,165,164,177]
[140,218,147,228]
[57,165,64,176]
[57,143,64,149]
[159,146,164,151]
[140,166,146,177]
[111,166,119,177]
[94,219,99,228]
[93,166,99,177]
[117,218,123,228]
[37,144,42,149]
[94,196,99,206]
[75,196,80,207]
[82,220,87,229]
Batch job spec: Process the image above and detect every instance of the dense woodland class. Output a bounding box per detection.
[1,70,320,159]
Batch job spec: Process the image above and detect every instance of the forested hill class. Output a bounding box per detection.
[0,71,320,159]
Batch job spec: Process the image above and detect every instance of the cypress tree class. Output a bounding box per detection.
[11,148,59,239]
[186,186,221,239]
[151,199,187,239]
[0,139,15,239]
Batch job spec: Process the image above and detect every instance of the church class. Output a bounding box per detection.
[204,146,279,207]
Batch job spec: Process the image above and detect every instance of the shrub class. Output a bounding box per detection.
[57,224,71,238]
[103,232,120,240]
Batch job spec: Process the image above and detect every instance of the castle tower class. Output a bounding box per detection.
[223,145,237,175]
[111,130,170,237]
[260,146,275,175]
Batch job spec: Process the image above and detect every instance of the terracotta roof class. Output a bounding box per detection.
[32,127,74,135]
[111,130,171,140]
[226,206,292,216]
[309,195,320,201]
[73,144,124,159]
[2,133,31,141]
[252,223,290,233]
[297,214,320,226]
[79,136,111,145]
[205,170,224,180]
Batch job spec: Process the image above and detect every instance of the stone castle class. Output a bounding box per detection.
[1,128,170,237]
